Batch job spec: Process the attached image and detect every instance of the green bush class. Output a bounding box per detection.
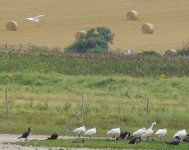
[65,26,115,54]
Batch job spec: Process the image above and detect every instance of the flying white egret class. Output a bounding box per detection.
[155,128,167,140]
[84,127,96,139]
[133,127,146,141]
[26,14,44,23]
[142,122,157,141]
[73,125,86,138]
[107,127,120,139]
[173,129,187,140]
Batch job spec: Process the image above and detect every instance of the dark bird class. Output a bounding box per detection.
[18,127,32,140]
[47,133,59,140]
[183,134,189,142]
[166,136,181,145]
[126,132,135,140]
[183,138,189,142]
[119,131,128,139]
[129,137,140,144]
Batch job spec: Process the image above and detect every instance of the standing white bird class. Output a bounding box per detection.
[155,128,167,140]
[142,122,157,141]
[84,127,96,139]
[173,129,187,140]
[73,125,86,138]
[26,14,44,23]
[107,127,120,139]
[133,127,146,141]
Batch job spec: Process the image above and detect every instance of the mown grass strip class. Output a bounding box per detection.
[16,138,189,150]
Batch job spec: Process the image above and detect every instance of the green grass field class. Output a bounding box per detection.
[16,138,189,150]
[0,49,189,136]
[1,72,189,134]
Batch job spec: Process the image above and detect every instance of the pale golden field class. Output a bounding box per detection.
[1,0,189,53]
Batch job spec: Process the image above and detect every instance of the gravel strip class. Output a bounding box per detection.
[0,134,118,150]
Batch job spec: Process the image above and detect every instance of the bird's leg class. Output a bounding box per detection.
[139,137,142,142]
[147,136,149,141]
[79,134,80,138]
[152,135,155,141]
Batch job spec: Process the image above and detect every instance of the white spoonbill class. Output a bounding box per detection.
[155,128,167,140]
[107,127,120,139]
[133,127,146,141]
[173,129,187,140]
[26,14,44,23]
[73,125,86,138]
[84,127,96,139]
[142,122,157,141]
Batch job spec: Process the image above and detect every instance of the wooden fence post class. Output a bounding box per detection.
[146,97,150,114]
[5,88,8,116]
[81,96,84,117]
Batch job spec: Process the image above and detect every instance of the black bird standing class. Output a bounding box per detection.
[129,137,140,144]
[47,133,59,140]
[183,134,189,143]
[166,136,181,145]
[119,131,128,139]
[18,127,32,140]
[126,132,135,140]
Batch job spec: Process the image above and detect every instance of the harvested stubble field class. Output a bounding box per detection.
[0,0,189,53]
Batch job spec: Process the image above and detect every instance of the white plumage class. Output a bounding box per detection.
[142,122,157,140]
[173,129,187,140]
[133,128,146,138]
[84,127,96,138]
[73,125,86,138]
[107,127,120,139]
[26,14,44,23]
[155,128,167,140]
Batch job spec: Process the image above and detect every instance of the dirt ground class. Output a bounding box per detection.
[0,134,87,150]
[0,134,128,150]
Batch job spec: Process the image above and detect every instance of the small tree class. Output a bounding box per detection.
[65,26,115,54]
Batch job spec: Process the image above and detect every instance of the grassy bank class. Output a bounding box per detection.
[0,49,189,140]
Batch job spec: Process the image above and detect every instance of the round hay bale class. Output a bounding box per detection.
[142,23,154,34]
[164,49,177,57]
[75,31,87,40]
[6,21,18,31]
[126,10,138,20]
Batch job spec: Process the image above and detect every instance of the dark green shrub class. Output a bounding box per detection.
[65,26,115,54]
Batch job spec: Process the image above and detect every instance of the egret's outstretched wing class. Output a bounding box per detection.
[26,17,34,21]
[33,15,44,19]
